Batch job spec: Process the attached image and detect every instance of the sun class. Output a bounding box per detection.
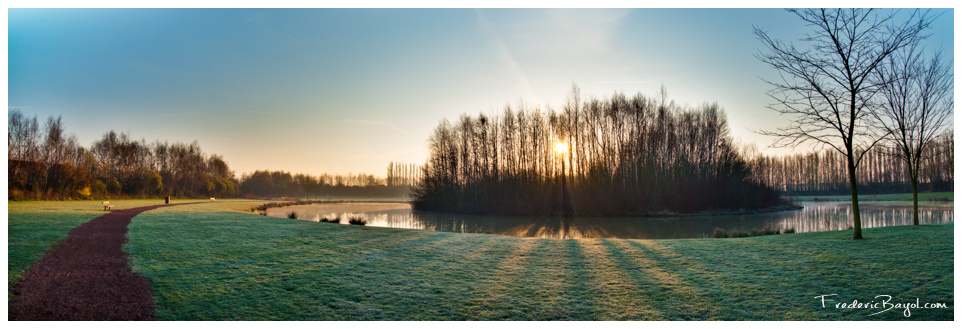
[554,141,567,154]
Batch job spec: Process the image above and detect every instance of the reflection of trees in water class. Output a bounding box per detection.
[773,203,953,233]
[368,212,743,239]
[273,203,953,239]
[366,211,599,239]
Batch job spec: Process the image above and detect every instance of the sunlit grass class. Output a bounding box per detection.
[7,199,953,320]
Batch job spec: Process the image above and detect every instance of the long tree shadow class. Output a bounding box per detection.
[575,239,663,320]
[603,239,717,320]
[680,231,954,320]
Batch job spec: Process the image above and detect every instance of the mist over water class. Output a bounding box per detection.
[268,201,953,239]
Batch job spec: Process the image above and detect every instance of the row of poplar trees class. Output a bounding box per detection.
[745,135,953,196]
[412,87,785,216]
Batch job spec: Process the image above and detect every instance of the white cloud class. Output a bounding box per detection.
[505,9,629,57]
[475,9,542,105]
[474,9,631,106]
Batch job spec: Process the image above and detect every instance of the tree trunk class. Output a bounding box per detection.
[561,159,572,217]
[846,153,863,240]
[911,175,920,225]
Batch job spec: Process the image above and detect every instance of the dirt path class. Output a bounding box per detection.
[9,203,194,320]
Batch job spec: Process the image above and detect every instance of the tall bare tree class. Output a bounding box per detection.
[754,8,933,239]
[872,43,953,225]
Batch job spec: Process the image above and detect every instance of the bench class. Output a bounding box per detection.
[102,201,113,211]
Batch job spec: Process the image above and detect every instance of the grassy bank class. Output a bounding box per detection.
[123,201,951,320]
[8,200,953,320]
[790,191,953,202]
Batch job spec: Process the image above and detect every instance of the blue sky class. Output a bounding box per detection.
[7,8,955,177]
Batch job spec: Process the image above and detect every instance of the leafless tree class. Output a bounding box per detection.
[754,8,934,239]
[872,43,953,225]
[8,110,41,187]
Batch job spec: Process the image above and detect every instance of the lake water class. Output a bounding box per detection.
[267,201,954,239]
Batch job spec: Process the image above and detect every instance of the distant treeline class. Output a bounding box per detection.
[745,135,953,196]
[238,170,413,199]
[412,88,787,216]
[8,110,237,200]
[8,109,415,200]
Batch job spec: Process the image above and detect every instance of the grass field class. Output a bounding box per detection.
[6,199,188,288]
[8,199,954,320]
[790,191,953,202]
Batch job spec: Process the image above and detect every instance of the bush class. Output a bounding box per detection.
[761,226,780,236]
[348,216,368,226]
[783,228,796,234]
[287,211,298,219]
[713,228,728,238]
[320,216,341,224]
[78,186,92,198]
[716,226,786,238]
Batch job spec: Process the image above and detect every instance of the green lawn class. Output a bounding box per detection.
[6,199,187,288]
[791,191,953,203]
[8,199,954,320]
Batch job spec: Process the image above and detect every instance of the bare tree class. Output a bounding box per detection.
[872,43,953,225]
[754,8,933,239]
[8,110,41,186]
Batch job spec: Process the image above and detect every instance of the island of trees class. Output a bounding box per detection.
[412,88,789,216]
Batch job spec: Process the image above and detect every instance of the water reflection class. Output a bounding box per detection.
[267,201,953,239]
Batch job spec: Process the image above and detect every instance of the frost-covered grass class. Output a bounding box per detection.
[122,200,952,320]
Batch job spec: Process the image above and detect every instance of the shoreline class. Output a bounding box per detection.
[258,198,955,218]
[634,203,805,218]
[409,203,806,219]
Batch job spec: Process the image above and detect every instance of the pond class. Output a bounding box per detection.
[266,201,954,239]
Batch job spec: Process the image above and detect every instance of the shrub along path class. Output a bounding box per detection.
[9,203,197,320]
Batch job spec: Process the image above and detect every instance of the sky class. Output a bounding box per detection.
[6,7,955,178]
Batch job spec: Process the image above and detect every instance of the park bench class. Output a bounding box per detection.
[102,201,113,211]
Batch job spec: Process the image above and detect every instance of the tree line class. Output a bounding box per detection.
[8,110,237,200]
[744,134,953,196]
[238,170,412,198]
[8,109,414,200]
[412,86,787,216]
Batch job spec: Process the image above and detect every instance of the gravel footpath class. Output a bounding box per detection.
[10,203,192,320]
